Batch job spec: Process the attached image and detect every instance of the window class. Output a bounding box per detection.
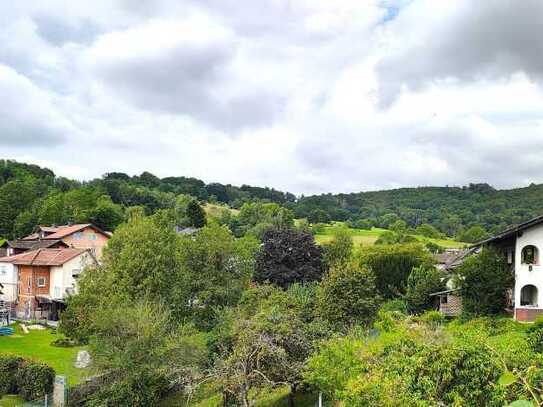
[0,266,6,276]
[74,232,83,240]
[440,295,448,304]
[88,233,97,240]
[37,277,46,287]
[522,245,539,265]
[521,284,538,306]
[27,277,31,287]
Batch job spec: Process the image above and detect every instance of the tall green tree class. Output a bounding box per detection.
[186,199,207,228]
[455,248,513,316]
[405,266,444,314]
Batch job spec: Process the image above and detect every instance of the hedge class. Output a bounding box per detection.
[0,355,23,395]
[16,361,55,401]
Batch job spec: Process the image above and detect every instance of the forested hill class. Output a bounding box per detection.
[2,159,543,241]
[292,183,543,238]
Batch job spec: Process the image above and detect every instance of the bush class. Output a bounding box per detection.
[527,315,543,353]
[405,266,444,314]
[16,361,55,400]
[380,299,408,314]
[419,310,445,328]
[51,337,78,347]
[456,248,513,316]
[0,355,23,395]
[318,262,381,328]
[357,244,432,298]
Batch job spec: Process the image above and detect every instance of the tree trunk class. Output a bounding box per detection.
[288,383,297,407]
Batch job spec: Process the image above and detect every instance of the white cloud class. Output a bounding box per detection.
[2,0,543,195]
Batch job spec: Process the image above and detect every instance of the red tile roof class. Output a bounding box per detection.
[0,248,88,266]
[22,224,111,240]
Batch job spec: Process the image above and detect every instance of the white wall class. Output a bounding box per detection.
[49,252,95,299]
[515,225,543,309]
[0,262,18,302]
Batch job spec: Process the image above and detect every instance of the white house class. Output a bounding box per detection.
[0,261,18,303]
[477,215,543,322]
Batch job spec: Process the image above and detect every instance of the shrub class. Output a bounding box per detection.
[405,266,444,314]
[0,355,23,395]
[16,361,55,400]
[357,244,432,298]
[419,310,445,328]
[456,248,513,316]
[318,262,381,328]
[527,315,543,353]
[380,299,408,314]
[51,337,78,348]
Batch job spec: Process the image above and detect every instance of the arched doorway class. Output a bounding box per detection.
[520,284,538,306]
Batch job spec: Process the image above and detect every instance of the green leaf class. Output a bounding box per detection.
[498,371,516,387]
[507,401,533,407]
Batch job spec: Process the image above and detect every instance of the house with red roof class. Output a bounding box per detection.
[0,248,98,321]
[2,223,111,260]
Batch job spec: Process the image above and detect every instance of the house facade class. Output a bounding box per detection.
[0,248,97,320]
[476,215,543,322]
[0,261,18,303]
[17,224,111,260]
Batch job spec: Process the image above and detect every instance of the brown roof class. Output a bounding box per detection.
[0,248,89,266]
[22,224,110,241]
[1,239,68,250]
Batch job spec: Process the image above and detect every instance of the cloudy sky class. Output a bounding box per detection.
[2,0,543,195]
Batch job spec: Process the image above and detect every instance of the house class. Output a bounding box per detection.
[430,248,477,317]
[12,223,111,260]
[472,215,543,322]
[0,248,97,321]
[0,239,68,257]
[0,260,18,304]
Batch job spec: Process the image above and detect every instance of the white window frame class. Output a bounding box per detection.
[37,277,46,287]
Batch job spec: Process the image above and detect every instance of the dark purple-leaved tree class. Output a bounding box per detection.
[255,228,326,288]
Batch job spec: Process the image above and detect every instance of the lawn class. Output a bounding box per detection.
[314,224,465,249]
[0,323,90,386]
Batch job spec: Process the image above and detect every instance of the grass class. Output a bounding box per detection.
[160,384,318,407]
[314,223,466,249]
[204,203,239,218]
[0,394,24,406]
[0,323,90,386]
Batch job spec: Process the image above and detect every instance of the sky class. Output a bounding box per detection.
[2,0,543,195]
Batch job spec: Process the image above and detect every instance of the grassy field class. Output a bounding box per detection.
[204,203,239,217]
[314,223,466,249]
[0,323,90,386]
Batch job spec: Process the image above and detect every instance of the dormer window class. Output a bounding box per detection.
[522,245,539,265]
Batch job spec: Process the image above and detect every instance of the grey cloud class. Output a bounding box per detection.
[34,15,99,46]
[93,37,285,130]
[377,0,543,106]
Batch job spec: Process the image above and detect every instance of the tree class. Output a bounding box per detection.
[254,228,326,289]
[455,248,513,316]
[405,266,444,314]
[357,244,432,298]
[215,285,327,407]
[318,262,380,327]
[307,209,330,224]
[0,180,37,238]
[186,199,207,228]
[322,227,353,268]
[84,302,207,406]
[178,224,258,329]
[457,225,489,243]
[415,224,444,239]
[88,195,124,231]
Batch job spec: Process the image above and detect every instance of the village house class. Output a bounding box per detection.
[0,248,97,321]
[1,223,111,260]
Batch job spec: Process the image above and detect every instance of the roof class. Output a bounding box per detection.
[474,214,543,246]
[429,288,461,297]
[1,239,67,250]
[175,226,199,235]
[434,248,477,271]
[22,224,110,241]
[0,248,89,266]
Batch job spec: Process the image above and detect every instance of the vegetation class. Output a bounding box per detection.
[0,354,55,401]
[254,228,326,289]
[455,248,514,316]
[405,265,445,314]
